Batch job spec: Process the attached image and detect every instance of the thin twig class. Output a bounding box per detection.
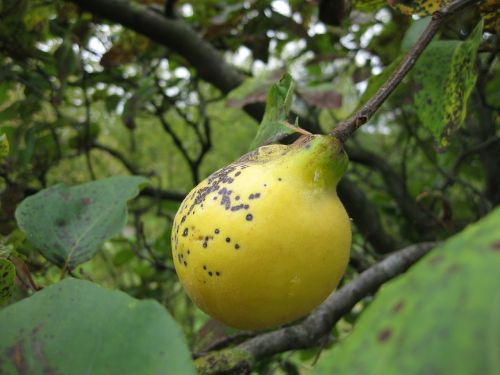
[331,0,479,142]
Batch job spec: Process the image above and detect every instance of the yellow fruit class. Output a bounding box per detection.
[171,135,351,330]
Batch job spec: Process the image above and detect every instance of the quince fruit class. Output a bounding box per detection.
[172,135,351,330]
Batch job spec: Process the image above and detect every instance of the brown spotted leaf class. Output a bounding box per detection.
[480,0,500,33]
[388,0,449,15]
[226,69,285,109]
[15,176,148,269]
[0,278,195,374]
[0,258,15,305]
[413,21,482,146]
[313,207,500,375]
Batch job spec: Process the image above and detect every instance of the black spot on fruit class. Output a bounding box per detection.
[215,229,220,234]
[183,228,189,237]
[226,237,231,243]
[184,261,187,266]
[235,244,240,250]
[203,242,208,248]
[208,271,213,276]
[216,272,220,276]
[235,196,240,201]
[235,171,241,176]
[246,214,253,221]
[203,265,207,270]
[278,178,282,181]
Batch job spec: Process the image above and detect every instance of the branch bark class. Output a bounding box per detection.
[338,177,400,253]
[346,146,438,238]
[195,242,436,374]
[330,0,479,142]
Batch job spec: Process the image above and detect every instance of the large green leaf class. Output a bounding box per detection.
[413,22,482,146]
[313,207,500,375]
[250,73,296,149]
[15,176,148,269]
[0,278,196,375]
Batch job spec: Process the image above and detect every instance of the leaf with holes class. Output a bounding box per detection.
[0,258,15,305]
[15,176,148,269]
[313,207,500,375]
[250,73,297,149]
[0,278,196,375]
[413,21,482,147]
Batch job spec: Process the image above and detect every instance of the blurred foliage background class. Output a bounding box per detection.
[0,0,498,373]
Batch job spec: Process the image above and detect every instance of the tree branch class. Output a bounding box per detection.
[338,177,400,253]
[91,141,141,175]
[195,242,436,374]
[330,0,479,142]
[69,0,242,93]
[140,186,185,201]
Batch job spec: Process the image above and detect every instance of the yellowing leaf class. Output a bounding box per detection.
[413,21,483,146]
[388,0,449,15]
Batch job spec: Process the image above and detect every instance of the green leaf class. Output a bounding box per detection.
[0,82,14,107]
[54,39,78,82]
[0,133,9,160]
[313,207,500,375]
[250,73,296,149]
[0,278,196,375]
[0,258,15,306]
[413,21,483,146]
[15,176,149,269]
[352,0,386,12]
[401,17,431,52]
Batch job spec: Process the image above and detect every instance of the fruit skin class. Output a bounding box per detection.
[172,135,351,330]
